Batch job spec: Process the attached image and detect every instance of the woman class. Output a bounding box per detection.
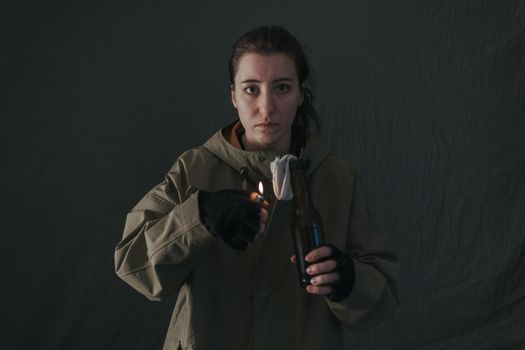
[115,26,399,350]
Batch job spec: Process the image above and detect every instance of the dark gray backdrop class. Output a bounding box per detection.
[2,0,525,349]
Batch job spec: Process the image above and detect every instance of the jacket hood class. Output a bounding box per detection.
[202,121,330,188]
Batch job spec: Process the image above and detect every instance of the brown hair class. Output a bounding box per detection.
[229,26,320,135]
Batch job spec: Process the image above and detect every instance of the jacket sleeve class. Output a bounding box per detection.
[326,174,400,329]
[114,159,215,301]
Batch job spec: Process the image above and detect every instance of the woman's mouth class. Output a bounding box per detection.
[256,122,277,128]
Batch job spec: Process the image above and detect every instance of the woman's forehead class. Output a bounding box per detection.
[235,52,298,82]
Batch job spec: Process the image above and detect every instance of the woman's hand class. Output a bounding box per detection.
[198,189,269,251]
[290,244,355,301]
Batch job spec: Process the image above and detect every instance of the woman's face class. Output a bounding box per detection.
[231,53,304,154]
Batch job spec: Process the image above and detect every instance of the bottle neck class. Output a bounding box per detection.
[290,159,311,207]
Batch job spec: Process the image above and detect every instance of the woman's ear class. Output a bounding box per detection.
[231,84,237,109]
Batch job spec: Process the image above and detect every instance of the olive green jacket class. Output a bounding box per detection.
[114,124,400,350]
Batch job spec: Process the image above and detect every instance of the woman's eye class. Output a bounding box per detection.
[276,84,290,93]
[244,86,259,94]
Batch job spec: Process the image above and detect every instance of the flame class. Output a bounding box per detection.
[258,181,264,195]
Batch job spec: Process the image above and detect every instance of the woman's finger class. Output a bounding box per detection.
[305,245,333,263]
[310,272,340,286]
[306,259,337,275]
[306,284,332,295]
[258,209,268,233]
[260,208,269,223]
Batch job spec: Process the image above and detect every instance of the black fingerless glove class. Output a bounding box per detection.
[198,190,261,251]
[322,244,356,302]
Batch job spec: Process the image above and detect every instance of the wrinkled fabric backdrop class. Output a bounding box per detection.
[2,0,525,349]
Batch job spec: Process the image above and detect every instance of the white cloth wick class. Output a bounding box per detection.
[270,154,298,200]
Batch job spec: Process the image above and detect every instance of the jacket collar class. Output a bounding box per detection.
[203,121,330,187]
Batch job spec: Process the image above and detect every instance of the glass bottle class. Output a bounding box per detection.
[290,159,325,288]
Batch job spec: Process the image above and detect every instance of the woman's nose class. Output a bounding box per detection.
[258,91,275,117]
